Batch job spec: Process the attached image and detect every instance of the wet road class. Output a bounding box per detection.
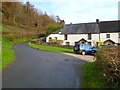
[3,42,86,88]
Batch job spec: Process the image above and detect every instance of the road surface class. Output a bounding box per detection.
[3,42,86,88]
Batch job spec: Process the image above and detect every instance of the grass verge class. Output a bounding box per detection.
[29,43,74,53]
[82,62,120,88]
[1,25,37,70]
[2,36,33,69]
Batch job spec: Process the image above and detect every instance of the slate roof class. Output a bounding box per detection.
[61,23,100,34]
[52,20,120,34]
[99,21,120,33]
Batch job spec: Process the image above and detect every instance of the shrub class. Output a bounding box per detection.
[96,46,120,85]
[49,39,63,46]
[46,24,62,36]
[56,40,63,45]
[32,38,74,49]
[33,37,46,45]
[49,39,56,42]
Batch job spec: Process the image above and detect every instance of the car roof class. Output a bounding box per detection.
[100,45,107,46]
[100,45,111,46]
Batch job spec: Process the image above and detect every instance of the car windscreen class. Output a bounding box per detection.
[75,44,79,48]
[84,45,93,49]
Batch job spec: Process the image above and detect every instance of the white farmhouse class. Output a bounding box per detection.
[46,19,120,46]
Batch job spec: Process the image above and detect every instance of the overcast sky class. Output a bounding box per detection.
[23,0,119,24]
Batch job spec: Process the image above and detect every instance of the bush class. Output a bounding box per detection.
[56,40,63,45]
[49,39,56,42]
[96,46,120,85]
[49,39,63,46]
[46,24,62,36]
[32,38,74,49]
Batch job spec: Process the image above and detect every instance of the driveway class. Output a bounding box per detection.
[3,42,86,88]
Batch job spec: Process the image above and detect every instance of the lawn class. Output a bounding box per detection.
[29,43,74,53]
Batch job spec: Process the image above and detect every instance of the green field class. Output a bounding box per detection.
[29,43,74,53]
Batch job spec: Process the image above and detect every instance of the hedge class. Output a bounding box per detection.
[96,46,120,85]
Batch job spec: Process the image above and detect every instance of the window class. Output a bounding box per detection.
[106,34,110,38]
[88,34,92,40]
[64,34,67,40]
[49,37,52,39]
[54,37,57,40]
[66,42,70,45]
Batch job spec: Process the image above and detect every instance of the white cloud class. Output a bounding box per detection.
[24,0,119,24]
[24,0,119,3]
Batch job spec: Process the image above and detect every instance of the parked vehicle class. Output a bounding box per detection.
[74,44,97,55]
[98,44,111,49]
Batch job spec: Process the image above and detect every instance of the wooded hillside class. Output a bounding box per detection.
[1,2,65,35]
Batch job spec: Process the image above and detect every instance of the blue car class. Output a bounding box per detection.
[98,44,111,49]
[74,44,97,55]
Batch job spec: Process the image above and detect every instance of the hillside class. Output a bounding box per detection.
[1,1,65,69]
[1,25,37,69]
[1,2,64,35]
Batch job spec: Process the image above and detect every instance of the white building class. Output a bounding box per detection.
[46,19,120,46]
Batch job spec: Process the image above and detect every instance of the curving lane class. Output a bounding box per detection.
[3,42,86,88]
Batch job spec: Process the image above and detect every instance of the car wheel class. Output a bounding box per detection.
[81,51,86,55]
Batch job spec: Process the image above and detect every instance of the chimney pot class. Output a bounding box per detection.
[96,19,99,23]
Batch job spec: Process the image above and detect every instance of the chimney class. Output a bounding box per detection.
[96,19,99,24]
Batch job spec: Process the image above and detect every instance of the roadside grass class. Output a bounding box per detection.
[29,43,74,53]
[2,36,14,69]
[82,62,107,88]
[82,62,120,88]
[2,36,33,69]
[1,25,37,69]
[0,25,1,31]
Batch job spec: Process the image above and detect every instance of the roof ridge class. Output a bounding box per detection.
[65,20,119,25]
[65,22,97,26]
